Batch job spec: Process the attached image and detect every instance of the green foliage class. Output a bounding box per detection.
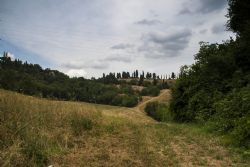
[170,41,250,147]
[209,87,250,147]
[170,0,250,148]
[129,79,138,85]
[227,0,250,34]
[142,80,151,87]
[145,102,171,122]
[0,56,139,107]
[120,84,134,95]
[140,86,160,96]
[121,95,138,107]
[111,95,138,107]
[157,81,169,89]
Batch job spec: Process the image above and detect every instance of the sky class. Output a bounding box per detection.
[0,0,234,78]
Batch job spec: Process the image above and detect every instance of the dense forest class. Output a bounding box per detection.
[170,0,250,148]
[0,55,172,107]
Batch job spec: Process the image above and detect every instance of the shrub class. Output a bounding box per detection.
[121,95,138,107]
[208,87,250,148]
[111,95,138,107]
[111,96,123,106]
[145,102,159,120]
[120,85,134,95]
[157,82,169,90]
[142,81,152,87]
[96,90,117,104]
[140,86,160,96]
[145,102,171,122]
[129,79,138,85]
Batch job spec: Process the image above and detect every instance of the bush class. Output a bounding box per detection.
[121,95,138,107]
[140,86,160,96]
[142,81,152,87]
[129,79,138,85]
[111,95,138,107]
[96,90,117,105]
[157,82,169,90]
[120,84,134,95]
[111,96,123,106]
[145,102,171,122]
[208,87,250,148]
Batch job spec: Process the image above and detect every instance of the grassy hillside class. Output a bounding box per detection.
[0,89,248,166]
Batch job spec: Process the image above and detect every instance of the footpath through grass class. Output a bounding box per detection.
[0,89,249,166]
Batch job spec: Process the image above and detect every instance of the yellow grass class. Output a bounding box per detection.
[0,89,248,167]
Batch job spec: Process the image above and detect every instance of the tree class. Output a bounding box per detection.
[153,73,156,79]
[138,74,144,86]
[227,0,250,35]
[135,70,138,78]
[117,73,121,79]
[171,72,176,79]
[126,72,130,78]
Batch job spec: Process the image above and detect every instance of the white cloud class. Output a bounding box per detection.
[7,52,15,60]
[66,69,87,78]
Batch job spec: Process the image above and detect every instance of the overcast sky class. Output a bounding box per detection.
[0,0,234,78]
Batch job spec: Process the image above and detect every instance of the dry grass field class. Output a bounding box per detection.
[0,89,248,167]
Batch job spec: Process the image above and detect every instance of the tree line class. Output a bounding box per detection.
[102,70,176,80]
[0,54,171,107]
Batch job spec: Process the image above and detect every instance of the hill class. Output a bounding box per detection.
[0,54,171,108]
[0,89,248,166]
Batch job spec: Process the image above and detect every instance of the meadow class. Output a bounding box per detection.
[0,89,248,167]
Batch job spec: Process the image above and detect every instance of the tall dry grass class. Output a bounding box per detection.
[0,89,101,166]
[0,90,155,167]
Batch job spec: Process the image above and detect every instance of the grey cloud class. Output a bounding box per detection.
[197,0,227,14]
[135,19,161,26]
[178,8,192,15]
[90,62,109,69]
[212,23,225,34]
[62,60,108,70]
[111,43,134,50]
[149,10,159,17]
[62,61,85,69]
[139,29,192,58]
[179,0,227,15]
[103,55,131,63]
[199,29,207,34]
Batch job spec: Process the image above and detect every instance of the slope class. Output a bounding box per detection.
[0,89,248,167]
